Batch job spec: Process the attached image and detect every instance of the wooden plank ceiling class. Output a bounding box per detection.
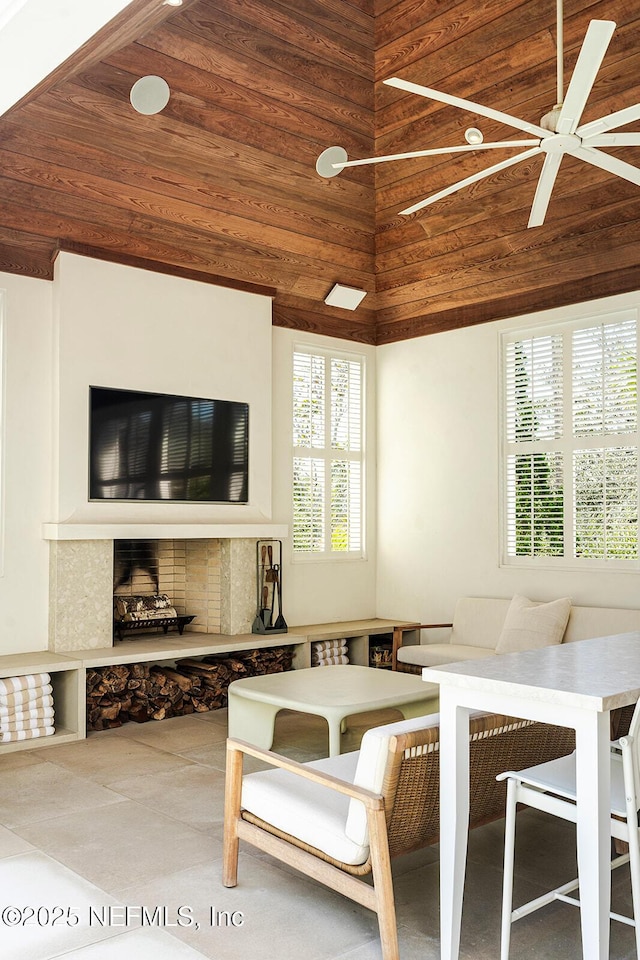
[0,0,639,344]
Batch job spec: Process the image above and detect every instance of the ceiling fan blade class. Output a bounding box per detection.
[578,102,640,139]
[527,153,563,227]
[555,20,616,135]
[334,140,540,170]
[576,103,640,139]
[400,147,541,216]
[384,77,549,138]
[584,133,640,147]
[576,146,640,186]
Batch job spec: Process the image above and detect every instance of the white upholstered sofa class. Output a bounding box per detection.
[393,595,640,673]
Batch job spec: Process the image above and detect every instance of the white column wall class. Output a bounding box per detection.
[52,253,273,526]
[271,328,377,627]
[375,291,640,626]
[0,274,53,652]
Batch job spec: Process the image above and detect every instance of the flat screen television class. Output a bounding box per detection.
[89,386,249,503]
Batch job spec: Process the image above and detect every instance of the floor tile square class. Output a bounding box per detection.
[0,761,123,828]
[0,852,120,960]
[108,762,227,834]
[37,734,198,785]
[14,801,220,894]
[57,926,212,959]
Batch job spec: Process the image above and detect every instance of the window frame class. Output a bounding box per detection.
[500,307,640,571]
[291,342,366,563]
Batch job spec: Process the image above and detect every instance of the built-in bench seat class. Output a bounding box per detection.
[393,595,640,673]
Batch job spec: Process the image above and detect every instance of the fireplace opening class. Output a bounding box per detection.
[114,539,159,592]
[113,539,222,636]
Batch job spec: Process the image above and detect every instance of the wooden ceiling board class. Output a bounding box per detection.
[374,261,640,344]
[0,0,639,343]
[16,86,375,225]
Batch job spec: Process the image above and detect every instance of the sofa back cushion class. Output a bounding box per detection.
[440,596,638,655]
[495,595,571,654]
[563,605,640,643]
[450,597,511,649]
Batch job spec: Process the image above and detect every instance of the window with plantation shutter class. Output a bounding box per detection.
[502,312,639,566]
[292,348,364,557]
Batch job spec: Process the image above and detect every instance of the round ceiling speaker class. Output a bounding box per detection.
[316,146,348,178]
[130,75,171,115]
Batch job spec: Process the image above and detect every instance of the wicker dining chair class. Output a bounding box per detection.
[223,711,575,960]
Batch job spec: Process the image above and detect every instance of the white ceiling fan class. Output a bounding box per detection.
[316,1,640,227]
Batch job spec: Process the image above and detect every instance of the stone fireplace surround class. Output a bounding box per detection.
[0,520,410,755]
[46,525,287,654]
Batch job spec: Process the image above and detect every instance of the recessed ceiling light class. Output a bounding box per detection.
[464,127,483,145]
[163,1,183,6]
[130,75,170,115]
[324,284,367,311]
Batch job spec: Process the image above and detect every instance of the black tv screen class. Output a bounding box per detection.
[89,387,249,503]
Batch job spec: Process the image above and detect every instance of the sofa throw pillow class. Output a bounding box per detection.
[495,595,571,655]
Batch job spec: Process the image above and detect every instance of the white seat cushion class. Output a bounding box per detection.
[505,750,628,818]
[397,643,496,667]
[241,751,366,864]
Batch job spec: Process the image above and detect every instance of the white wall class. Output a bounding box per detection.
[376,290,640,625]
[0,274,52,653]
[51,253,273,525]
[271,327,377,626]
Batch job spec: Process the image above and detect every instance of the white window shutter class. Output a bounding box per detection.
[293,349,364,556]
[503,312,638,564]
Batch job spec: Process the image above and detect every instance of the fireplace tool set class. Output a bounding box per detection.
[252,539,287,635]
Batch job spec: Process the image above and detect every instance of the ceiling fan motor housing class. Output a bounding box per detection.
[540,105,563,132]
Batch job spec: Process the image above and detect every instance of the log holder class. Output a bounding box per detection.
[113,615,195,642]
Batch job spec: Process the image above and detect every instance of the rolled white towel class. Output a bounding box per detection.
[0,726,55,743]
[311,639,348,655]
[312,654,349,666]
[312,646,348,660]
[0,695,54,718]
[0,674,51,697]
[0,707,55,730]
[0,684,53,707]
[0,713,55,733]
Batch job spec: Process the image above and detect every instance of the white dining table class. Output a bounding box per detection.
[427,632,640,960]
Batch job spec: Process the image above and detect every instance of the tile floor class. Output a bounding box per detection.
[0,706,637,960]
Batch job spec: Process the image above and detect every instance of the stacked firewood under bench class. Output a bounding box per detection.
[86,646,293,730]
[0,620,420,752]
